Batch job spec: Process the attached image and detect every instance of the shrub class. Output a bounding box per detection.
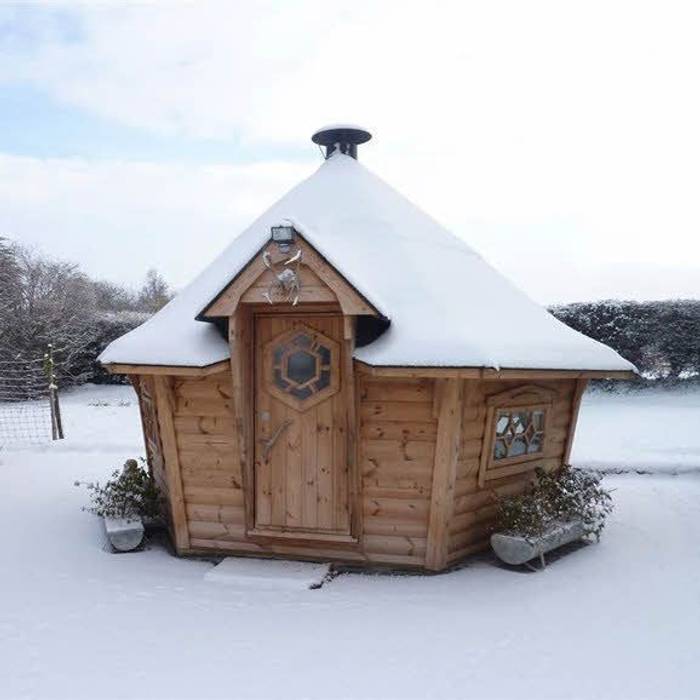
[497,465,613,541]
[77,458,163,520]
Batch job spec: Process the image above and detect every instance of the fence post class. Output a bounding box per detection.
[44,344,64,441]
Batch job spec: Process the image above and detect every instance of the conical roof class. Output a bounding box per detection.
[100,153,634,372]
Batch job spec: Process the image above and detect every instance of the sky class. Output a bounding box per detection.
[0,0,699,304]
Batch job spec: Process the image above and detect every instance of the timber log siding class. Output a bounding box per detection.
[132,370,583,571]
[448,378,577,564]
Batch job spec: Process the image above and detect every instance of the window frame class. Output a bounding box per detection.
[478,384,558,487]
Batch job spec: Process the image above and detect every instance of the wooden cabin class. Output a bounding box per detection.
[101,125,634,571]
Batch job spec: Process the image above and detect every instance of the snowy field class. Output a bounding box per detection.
[572,385,700,473]
[1,384,699,700]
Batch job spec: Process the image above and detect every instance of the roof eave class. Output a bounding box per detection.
[102,360,230,377]
[356,362,637,380]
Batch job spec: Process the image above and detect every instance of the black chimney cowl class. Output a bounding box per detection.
[311,124,372,160]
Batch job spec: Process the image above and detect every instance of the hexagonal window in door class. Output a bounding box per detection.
[264,324,340,410]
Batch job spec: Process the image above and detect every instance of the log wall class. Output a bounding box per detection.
[137,369,580,570]
[169,372,247,549]
[155,370,366,562]
[448,378,577,564]
[359,375,437,566]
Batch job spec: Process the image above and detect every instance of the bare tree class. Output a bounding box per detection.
[0,240,174,387]
[92,279,137,312]
[0,243,98,383]
[0,238,22,359]
[137,268,171,312]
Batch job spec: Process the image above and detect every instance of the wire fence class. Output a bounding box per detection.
[0,355,56,446]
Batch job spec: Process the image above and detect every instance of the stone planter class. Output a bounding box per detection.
[491,520,586,567]
[104,516,145,552]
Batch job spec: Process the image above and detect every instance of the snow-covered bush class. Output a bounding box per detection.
[497,466,613,541]
[77,458,162,520]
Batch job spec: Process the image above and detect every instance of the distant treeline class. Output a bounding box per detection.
[0,237,171,386]
[550,299,700,384]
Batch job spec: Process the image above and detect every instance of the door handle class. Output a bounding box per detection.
[259,419,293,461]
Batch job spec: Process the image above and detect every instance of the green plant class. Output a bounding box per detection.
[76,458,163,520]
[497,465,613,540]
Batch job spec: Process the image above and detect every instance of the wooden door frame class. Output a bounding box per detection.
[229,305,361,545]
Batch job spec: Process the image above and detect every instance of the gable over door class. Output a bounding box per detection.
[253,314,351,537]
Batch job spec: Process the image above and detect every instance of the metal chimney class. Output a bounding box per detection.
[311,124,372,159]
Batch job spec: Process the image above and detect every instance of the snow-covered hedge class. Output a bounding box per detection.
[550,299,700,383]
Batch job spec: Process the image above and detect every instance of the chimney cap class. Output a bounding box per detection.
[311,124,372,160]
[311,124,372,147]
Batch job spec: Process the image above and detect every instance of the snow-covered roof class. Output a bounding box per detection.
[99,153,634,372]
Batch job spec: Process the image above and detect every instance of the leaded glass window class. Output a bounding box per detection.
[492,408,546,461]
[266,325,339,410]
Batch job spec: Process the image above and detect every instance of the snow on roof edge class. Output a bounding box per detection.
[99,153,637,374]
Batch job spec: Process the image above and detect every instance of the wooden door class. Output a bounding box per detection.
[253,315,350,537]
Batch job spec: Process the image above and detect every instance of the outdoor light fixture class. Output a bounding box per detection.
[271,224,296,252]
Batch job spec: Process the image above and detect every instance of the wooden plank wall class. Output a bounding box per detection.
[158,369,440,566]
[164,369,360,561]
[359,375,438,567]
[147,369,577,570]
[169,371,248,549]
[447,378,577,564]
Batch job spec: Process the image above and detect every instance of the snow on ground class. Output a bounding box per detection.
[0,384,699,699]
[572,384,700,473]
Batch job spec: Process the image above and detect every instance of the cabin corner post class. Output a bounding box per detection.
[563,377,589,464]
[425,378,464,571]
[343,316,362,540]
[153,375,190,552]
